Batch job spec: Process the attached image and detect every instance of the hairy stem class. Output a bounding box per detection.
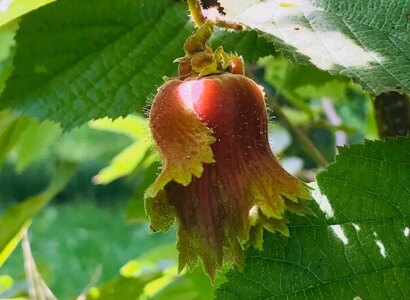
[187,0,205,27]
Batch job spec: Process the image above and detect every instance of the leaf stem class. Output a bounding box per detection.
[187,0,205,27]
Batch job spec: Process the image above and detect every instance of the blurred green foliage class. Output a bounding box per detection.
[0,1,407,299]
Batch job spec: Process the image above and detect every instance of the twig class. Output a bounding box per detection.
[247,70,328,168]
[76,265,103,300]
[267,95,329,168]
[22,230,57,300]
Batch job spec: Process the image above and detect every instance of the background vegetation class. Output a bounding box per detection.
[0,0,409,299]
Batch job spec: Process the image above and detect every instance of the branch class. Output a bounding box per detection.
[246,69,328,168]
[267,95,329,168]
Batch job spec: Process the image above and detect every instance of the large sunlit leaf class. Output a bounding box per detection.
[214,0,410,95]
[216,137,410,299]
[0,161,77,268]
[0,0,276,130]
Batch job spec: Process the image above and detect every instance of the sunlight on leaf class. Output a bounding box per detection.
[0,0,54,26]
[0,275,13,293]
[216,137,410,299]
[217,0,410,94]
[89,116,155,185]
[14,120,61,172]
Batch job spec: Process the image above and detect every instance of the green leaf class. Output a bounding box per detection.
[0,111,61,170]
[87,275,158,300]
[215,0,410,95]
[0,20,17,95]
[87,244,173,300]
[125,163,160,223]
[210,29,275,63]
[0,111,31,166]
[13,120,61,172]
[0,0,276,129]
[0,0,55,27]
[0,161,77,268]
[89,115,155,185]
[260,56,349,112]
[119,243,217,300]
[216,137,410,299]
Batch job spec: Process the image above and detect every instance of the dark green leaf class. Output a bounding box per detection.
[216,137,410,299]
[0,0,276,129]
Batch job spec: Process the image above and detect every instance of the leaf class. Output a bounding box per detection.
[0,20,17,95]
[0,110,61,170]
[13,119,61,172]
[86,275,158,300]
[0,161,77,268]
[216,137,410,299]
[0,0,276,130]
[125,163,159,222]
[0,0,55,27]
[210,29,275,62]
[89,115,155,185]
[214,0,410,95]
[0,111,31,166]
[261,56,349,102]
[86,244,173,300]
[120,243,218,300]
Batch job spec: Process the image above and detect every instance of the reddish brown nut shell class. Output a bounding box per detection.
[146,73,311,279]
